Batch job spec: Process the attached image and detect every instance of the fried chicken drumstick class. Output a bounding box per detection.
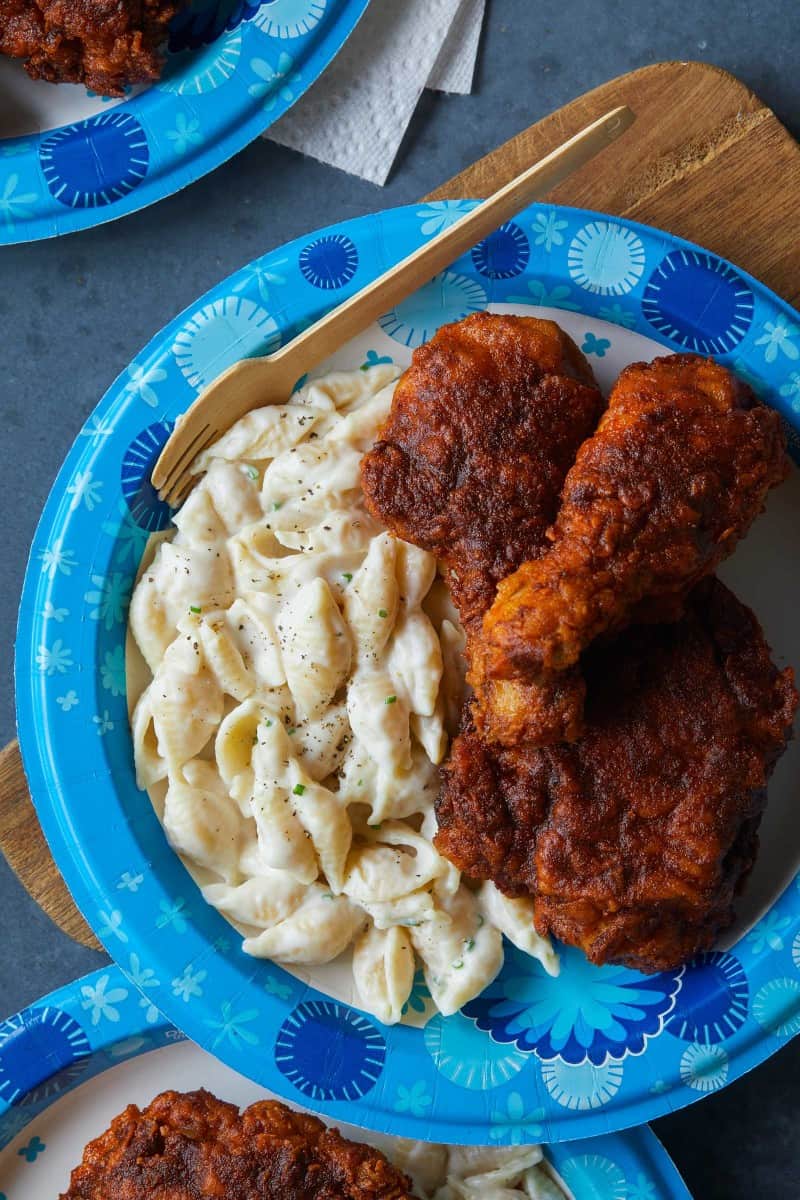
[62,1089,415,1200]
[437,578,797,972]
[360,312,604,633]
[0,0,178,94]
[472,354,788,746]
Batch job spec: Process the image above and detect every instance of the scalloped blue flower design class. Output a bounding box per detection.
[664,951,748,1043]
[424,1011,528,1091]
[464,945,683,1065]
[379,270,487,348]
[559,1154,628,1200]
[642,249,755,353]
[274,1001,386,1101]
[568,220,646,296]
[299,233,359,289]
[39,114,149,209]
[253,0,328,38]
[121,423,175,532]
[14,205,800,1146]
[471,221,530,279]
[0,1007,90,1107]
[168,0,260,51]
[540,1058,625,1112]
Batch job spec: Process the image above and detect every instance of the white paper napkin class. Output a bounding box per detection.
[268,0,486,185]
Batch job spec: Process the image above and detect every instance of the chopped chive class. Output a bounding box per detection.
[287,726,296,736]
[264,718,273,728]
[384,694,397,705]
[452,960,464,970]
[342,572,353,583]
[378,608,388,618]
[357,779,364,787]
[244,464,259,480]
[293,783,306,796]
[464,937,475,952]
[272,501,282,511]
[189,605,201,614]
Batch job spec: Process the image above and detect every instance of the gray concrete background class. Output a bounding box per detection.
[1,1,798,1195]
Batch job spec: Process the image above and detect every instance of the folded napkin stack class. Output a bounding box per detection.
[268,0,486,184]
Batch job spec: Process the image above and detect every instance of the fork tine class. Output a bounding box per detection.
[162,428,220,509]
[153,419,212,491]
[155,423,215,504]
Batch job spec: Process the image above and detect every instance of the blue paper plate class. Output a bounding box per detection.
[0,965,691,1199]
[0,0,369,245]
[15,203,800,1144]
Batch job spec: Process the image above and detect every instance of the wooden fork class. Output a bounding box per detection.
[153,105,634,507]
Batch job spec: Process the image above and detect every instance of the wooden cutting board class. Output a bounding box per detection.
[3,59,800,952]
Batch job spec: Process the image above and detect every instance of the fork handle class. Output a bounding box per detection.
[268,105,634,376]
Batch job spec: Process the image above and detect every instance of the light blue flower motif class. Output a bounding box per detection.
[101,645,126,697]
[582,331,611,357]
[56,690,79,712]
[128,953,161,1023]
[173,964,207,1001]
[232,257,289,305]
[248,53,299,110]
[39,539,77,579]
[464,943,682,1065]
[679,1042,729,1092]
[67,469,103,512]
[416,199,476,237]
[157,898,189,933]
[598,301,637,328]
[1,140,31,157]
[42,600,69,622]
[102,501,151,568]
[628,1174,658,1200]
[746,911,792,954]
[98,909,127,943]
[755,316,800,363]
[166,113,203,155]
[36,639,73,676]
[124,362,168,409]
[360,349,394,371]
[506,279,581,311]
[531,209,568,252]
[93,710,114,737]
[779,371,800,412]
[0,173,38,229]
[213,933,231,952]
[793,930,800,971]
[80,973,128,1025]
[206,1001,260,1049]
[117,870,144,892]
[264,972,292,1001]
[394,1080,432,1117]
[80,415,114,446]
[489,1093,544,1144]
[402,969,431,1016]
[85,572,131,629]
[17,1135,46,1162]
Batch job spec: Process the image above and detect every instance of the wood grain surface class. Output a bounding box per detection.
[3,60,799,950]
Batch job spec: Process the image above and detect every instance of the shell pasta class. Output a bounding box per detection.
[129,365,557,1023]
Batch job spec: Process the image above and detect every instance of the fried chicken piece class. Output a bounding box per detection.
[360,312,604,633]
[61,1089,416,1200]
[0,0,178,95]
[437,578,797,972]
[472,354,789,747]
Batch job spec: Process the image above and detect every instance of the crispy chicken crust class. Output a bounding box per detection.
[61,1089,416,1200]
[437,579,797,972]
[472,354,788,746]
[360,312,604,633]
[0,0,177,94]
